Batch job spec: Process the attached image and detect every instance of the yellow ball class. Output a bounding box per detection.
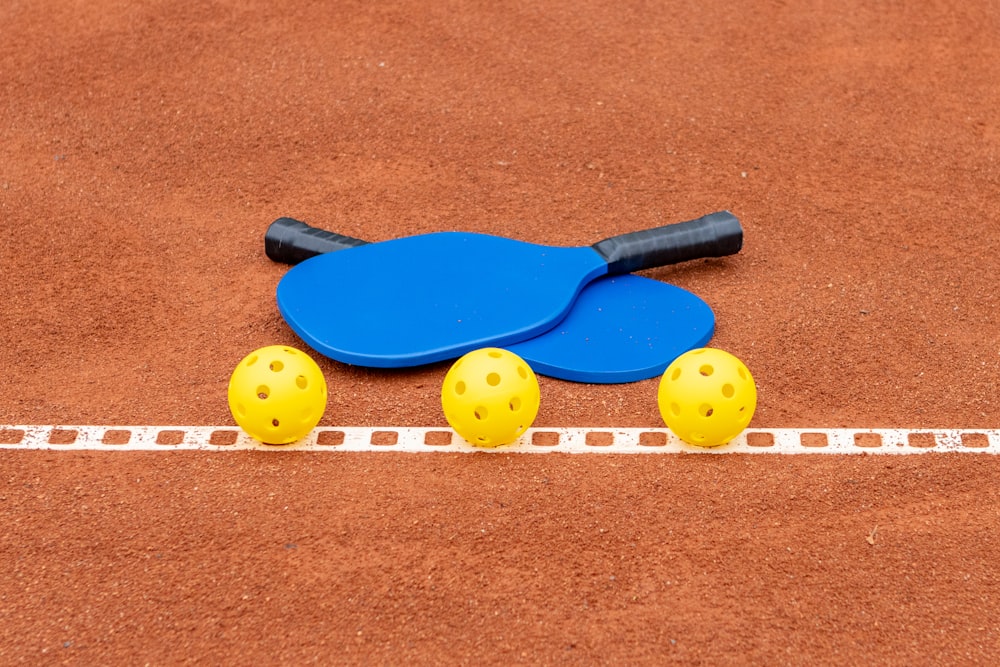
[441,348,540,447]
[657,348,756,447]
[228,345,328,445]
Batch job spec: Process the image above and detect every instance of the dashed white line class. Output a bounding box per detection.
[0,425,998,454]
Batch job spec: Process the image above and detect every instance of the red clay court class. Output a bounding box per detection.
[2,1,999,664]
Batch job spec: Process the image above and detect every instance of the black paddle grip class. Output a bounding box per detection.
[265,217,368,264]
[591,210,742,274]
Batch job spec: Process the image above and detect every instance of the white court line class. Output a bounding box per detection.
[0,425,998,454]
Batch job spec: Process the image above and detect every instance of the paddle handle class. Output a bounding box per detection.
[267,211,742,270]
[592,210,742,274]
[265,217,368,264]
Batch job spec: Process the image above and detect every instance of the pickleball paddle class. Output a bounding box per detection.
[267,217,734,382]
[271,211,741,369]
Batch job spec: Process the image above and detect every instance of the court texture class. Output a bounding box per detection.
[2,1,998,664]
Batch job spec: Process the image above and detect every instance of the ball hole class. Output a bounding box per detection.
[509,397,522,412]
[269,360,284,372]
[257,385,270,400]
[271,418,280,428]
[474,406,488,421]
[671,367,682,381]
[691,432,706,442]
[699,365,714,377]
[670,402,681,417]
[246,355,259,367]
[699,403,714,418]
[486,372,501,387]
[237,403,247,417]
[518,366,528,380]
[722,384,735,398]
[488,350,503,359]
[455,381,466,395]
[296,375,308,390]
[738,366,748,380]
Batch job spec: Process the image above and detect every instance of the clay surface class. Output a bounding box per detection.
[1,1,998,663]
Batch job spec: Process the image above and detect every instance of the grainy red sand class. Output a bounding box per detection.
[1,1,998,663]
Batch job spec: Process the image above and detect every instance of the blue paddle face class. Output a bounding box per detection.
[505,275,713,383]
[276,232,610,367]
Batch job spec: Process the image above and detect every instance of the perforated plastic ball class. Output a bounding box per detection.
[441,348,540,447]
[657,348,756,447]
[228,345,328,445]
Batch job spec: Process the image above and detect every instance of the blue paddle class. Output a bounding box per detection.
[266,217,733,383]
[270,212,740,370]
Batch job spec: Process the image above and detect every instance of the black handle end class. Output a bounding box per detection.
[265,217,368,265]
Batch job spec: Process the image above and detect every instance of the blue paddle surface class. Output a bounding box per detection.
[277,231,609,367]
[505,274,714,383]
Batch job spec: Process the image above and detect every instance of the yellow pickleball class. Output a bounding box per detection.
[441,348,540,447]
[658,348,756,447]
[228,345,328,445]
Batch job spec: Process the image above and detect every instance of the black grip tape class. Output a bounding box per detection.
[591,210,743,274]
[265,217,368,265]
